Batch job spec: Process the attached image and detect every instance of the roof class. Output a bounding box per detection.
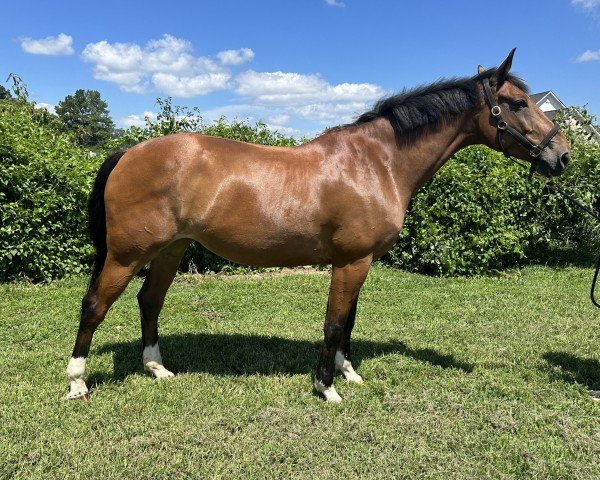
[530,91,551,103]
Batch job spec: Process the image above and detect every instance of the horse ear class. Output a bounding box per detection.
[477,65,486,74]
[492,48,516,87]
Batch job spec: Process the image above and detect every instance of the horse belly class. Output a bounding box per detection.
[194,225,328,267]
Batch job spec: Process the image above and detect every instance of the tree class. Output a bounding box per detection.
[0,85,12,100]
[55,89,115,148]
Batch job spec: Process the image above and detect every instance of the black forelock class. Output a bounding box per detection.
[337,69,529,146]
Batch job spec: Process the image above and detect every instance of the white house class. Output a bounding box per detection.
[530,90,600,142]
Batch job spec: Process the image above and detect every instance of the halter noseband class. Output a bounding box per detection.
[482,78,560,175]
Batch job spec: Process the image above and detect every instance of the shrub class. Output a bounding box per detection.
[383,147,545,275]
[0,97,98,281]
[537,107,600,249]
[2,86,598,281]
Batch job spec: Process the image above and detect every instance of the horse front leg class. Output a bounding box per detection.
[334,297,363,384]
[314,256,372,403]
[137,239,191,379]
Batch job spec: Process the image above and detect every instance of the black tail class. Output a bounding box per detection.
[88,151,126,291]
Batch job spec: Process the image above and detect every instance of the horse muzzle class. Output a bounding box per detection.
[537,150,570,178]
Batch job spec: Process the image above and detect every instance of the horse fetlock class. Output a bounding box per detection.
[65,356,89,400]
[143,343,174,379]
[314,378,342,403]
[335,350,364,384]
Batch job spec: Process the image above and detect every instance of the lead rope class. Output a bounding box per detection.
[504,155,600,308]
[545,181,600,308]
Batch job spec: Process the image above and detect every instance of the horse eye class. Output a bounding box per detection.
[513,100,527,110]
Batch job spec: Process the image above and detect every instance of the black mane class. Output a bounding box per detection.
[339,69,529,145]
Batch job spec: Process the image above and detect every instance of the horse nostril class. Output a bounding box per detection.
[561,152,570,167]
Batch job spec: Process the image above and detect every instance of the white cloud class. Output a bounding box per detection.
[325,0,346,7]
[265,124,301,136]
[119,111,158,128]
[571,0,600,9]
[20,33,74,56]
[152,72,230,97]
[82,34,233,97]
[575,49,600,62]
[291,101,371,122]
[234,70,385,124]
[267,114,290,125]
[217,48,255,65]
[34,102,56,114]
[235,70,384,104]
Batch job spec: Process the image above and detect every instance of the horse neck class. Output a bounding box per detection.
[383,111,478,197]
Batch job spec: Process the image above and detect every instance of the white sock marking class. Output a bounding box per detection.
[143,343,174,379]
[66,357,89,399]
[314,378,342,403]
[335,350,363,384]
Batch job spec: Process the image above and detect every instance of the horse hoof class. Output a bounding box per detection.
[323,389,342,403]
[145,361,175,380]
[158,369,175,379]
[345,372,364,384]
[65,390,89,401]
[151,367,175,380]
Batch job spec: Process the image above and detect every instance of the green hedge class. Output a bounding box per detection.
[385,147,542,275]
[0,99,98,281]
[1,94,599,282]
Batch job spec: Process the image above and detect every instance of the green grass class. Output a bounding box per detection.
[0,265,599,479]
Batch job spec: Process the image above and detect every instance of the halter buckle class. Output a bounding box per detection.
[529,146,542,158]
[497,120,507,130]
[491,105,502,117]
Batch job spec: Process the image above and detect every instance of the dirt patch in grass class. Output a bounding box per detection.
[179,265,330,282]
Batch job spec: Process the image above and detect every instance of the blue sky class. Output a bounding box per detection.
[2,0,599,137]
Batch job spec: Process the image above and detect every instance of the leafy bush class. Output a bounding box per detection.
[2,82,599,281]
[0,97,98,281]
[537,107,600,248]
[384,147,544,275]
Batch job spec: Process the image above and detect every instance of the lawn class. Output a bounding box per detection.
[0,264,599,479]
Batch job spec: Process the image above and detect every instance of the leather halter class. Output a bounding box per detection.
[482,78,560,175]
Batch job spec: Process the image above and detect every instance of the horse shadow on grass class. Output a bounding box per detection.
[542,351,600,395]
[90,333,473,387]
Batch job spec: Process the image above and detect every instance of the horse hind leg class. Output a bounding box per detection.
[137,239,191,379]
[66,253,144,400]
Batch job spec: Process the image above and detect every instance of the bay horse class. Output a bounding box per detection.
[66,49,570,402]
